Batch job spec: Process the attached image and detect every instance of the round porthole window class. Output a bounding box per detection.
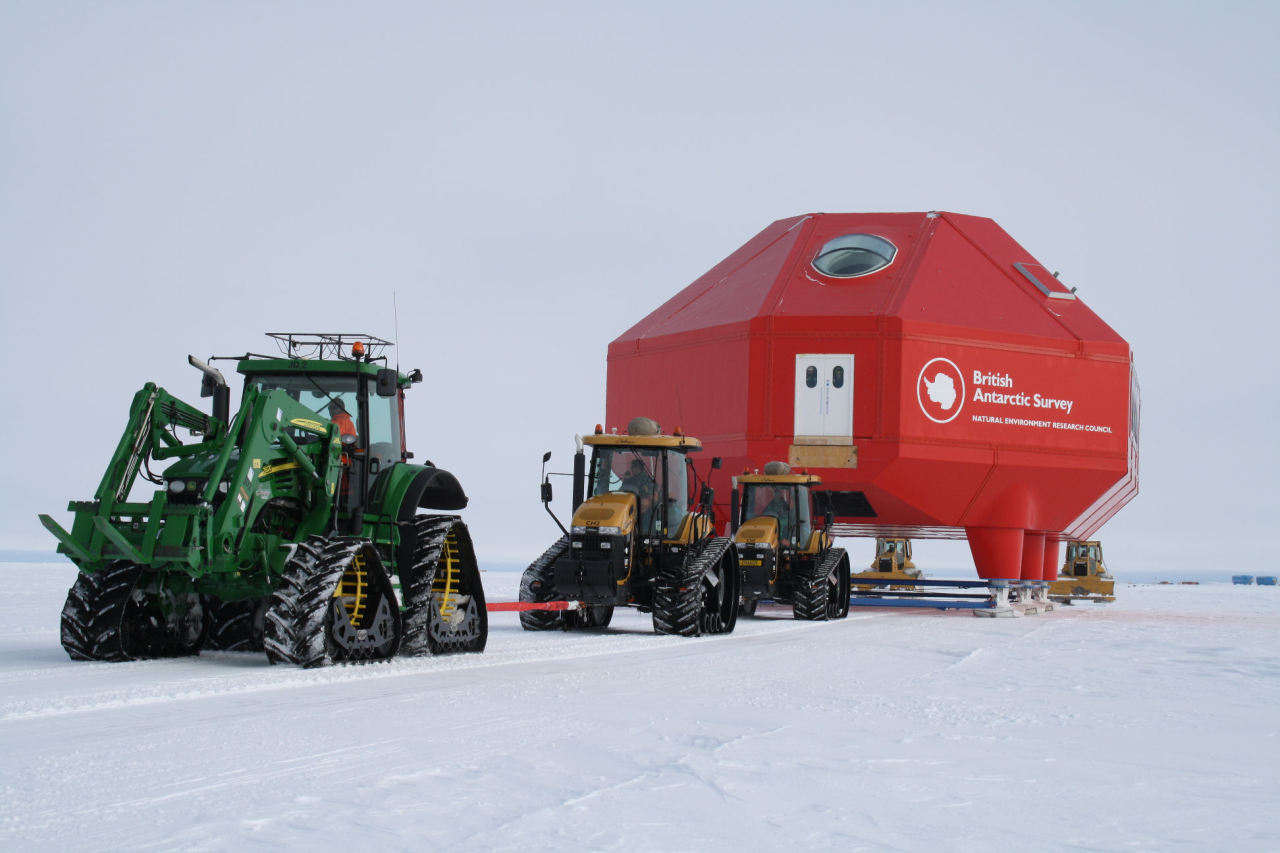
[811,234,897,278]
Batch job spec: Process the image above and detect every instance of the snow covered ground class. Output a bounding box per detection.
[2,561,1277,852]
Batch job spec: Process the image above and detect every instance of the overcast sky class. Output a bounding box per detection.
[3,1,1276,576]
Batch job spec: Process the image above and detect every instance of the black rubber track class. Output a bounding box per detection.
[400,515,487,655]
[263,536,403,667]
[262,537,323,665]
[202,595,268,651]
[653,537,738,637]
[518,536,570,631]
[793,547,850,621]
[696,537,739,635]
[61,561,205,661]
[827,549,852,619]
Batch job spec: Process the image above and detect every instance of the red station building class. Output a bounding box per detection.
[606,212,1139,590]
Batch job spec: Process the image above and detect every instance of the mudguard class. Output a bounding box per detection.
[369,463,469,518]
[366,463,470,573]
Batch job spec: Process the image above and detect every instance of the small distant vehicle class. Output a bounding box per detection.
[1049,540,1115,604]
[731,462,850,620]
[851,537,922,590]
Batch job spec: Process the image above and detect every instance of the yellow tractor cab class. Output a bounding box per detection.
[732,462,850,620]
[1049,540,1115,604]
[852,537,922,590]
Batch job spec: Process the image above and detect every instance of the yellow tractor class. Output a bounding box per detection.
[851,537,922,590]
[1049,540,1115,604]
[732,462,851,620]
[519,418,739,636]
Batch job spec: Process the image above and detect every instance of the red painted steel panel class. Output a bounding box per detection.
[606,212,1138,580]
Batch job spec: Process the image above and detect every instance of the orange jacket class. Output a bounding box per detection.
[332,410,356,440]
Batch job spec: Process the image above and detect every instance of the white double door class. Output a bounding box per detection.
[793,354,853,442]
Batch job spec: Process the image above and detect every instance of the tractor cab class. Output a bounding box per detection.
[738,478,814,551]
[1061,540,1107,578]
[850,536,922,590]
[234,334,416,519]
[570,418,709,560]
[733,462,822,555]
[586,440,690,541]
[1050,540,1115,604]
[870,537,916,573]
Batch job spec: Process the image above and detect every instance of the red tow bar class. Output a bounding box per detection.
[486,600,582,613]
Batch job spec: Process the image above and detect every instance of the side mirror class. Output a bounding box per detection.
[700,484,714,506]
[541,480,554,504]
[375,369,399,397]
[711,457,722,470]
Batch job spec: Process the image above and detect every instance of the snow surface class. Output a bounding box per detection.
[2,562,1278,852]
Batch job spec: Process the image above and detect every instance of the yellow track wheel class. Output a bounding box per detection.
[432,531,460,624]
[334,550,368,627]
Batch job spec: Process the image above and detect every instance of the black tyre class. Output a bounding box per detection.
[829,549,851,619]
[698,538,739,635]
[61,562,205,661]
[263,536,403,667]
[518,536,570,631]
[262,539,321,665]
[654,537,738,636]
[793,547,850,621]
[652,557,701,636]
[202,595,269,651]
[400,515,488,655]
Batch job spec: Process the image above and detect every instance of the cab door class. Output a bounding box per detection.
[794,354,853,443]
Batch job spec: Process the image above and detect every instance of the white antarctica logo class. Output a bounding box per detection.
[917,358,965,424]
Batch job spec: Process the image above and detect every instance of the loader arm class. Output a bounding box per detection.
[41,385,344,582]
[201,387,347,577]
[94,383,215,508]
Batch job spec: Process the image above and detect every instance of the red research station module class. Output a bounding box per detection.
[606,212,1139,583]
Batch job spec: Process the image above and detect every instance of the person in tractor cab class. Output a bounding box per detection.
[620,457,657,532]
[328,398,357,441]
[328,399,358,492]
[763,486,793,546]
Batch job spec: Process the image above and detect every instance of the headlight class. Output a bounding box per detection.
[168,480,186,494]
[217,481,230,494]
[571,525,586,534]
[596,526,621,535]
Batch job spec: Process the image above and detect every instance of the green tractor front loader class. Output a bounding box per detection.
[39,333,487,667]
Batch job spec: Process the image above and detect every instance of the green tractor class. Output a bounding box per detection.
[39,333,487,667]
